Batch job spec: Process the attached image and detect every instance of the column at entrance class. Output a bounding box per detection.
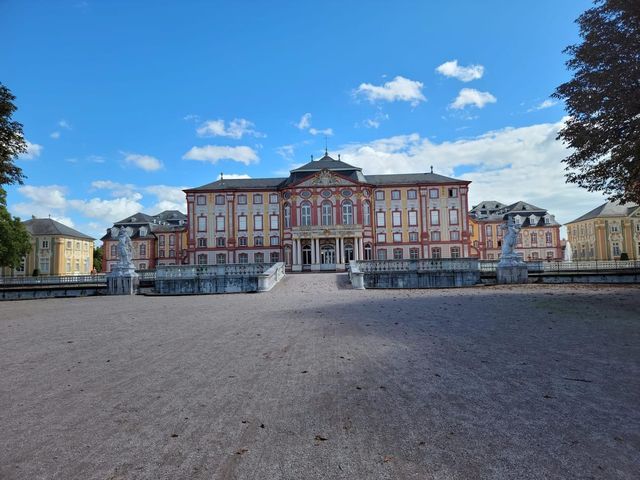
[310,238,316,265]
[293,239,302,272]
[315,239,320,264]
[354,238,360,261]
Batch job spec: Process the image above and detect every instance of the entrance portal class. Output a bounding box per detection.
[320,245,335,270]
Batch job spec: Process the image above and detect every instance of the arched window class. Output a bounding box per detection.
[363,201,371,226]
[283,203,291,228]
[321,201,333,226]
[139,244,146,257]
[364,243,372,260]
[301,202,312,226]
[342,200,353,225]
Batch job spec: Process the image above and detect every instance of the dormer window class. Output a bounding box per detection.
[139,227,147,236]
[544,215,551,225]
[514,215,522,225]
[529,214,537,225]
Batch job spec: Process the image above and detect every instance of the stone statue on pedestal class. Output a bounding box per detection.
[116,227,134,268]
[107,227,138,294]
[496,217,528,283]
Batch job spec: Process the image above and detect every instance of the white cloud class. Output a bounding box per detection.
[436,60,484,82]
[527,99,558,112]
[309,127,334,136]
[355,76,426,106]
[337,119,605,226]
[196,118,264,139]
[183,114,200,122]
[276,144,296,160]
[50,131,61,139]
[18,185,68,209]
[296,113,312,130]
[58,119,72,129]
[450,88,497,109]
[91,180,137,197]
[122,152,163,171]
[216,173,251,180]
[68,196,144,222]
[183,145,259,165]
[19,140,43,160]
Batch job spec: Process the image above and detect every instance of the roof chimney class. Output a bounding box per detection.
[338,154,341,161]
[311,154,314,161]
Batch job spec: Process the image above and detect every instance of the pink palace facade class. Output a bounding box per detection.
[184,154,471,271]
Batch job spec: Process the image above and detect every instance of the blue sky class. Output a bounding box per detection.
[3,0,603,239]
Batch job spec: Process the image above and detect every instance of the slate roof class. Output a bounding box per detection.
[23,218,94,240]
[113,212,156,225]
[187,177,287,191]
[567,201,639,224]
[291,154,362,173]
[470,200,560,226]
[366,172,466,185]
[470,200,507,214]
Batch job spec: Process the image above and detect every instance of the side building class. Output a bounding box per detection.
[469,200,562,261]
[566,201,640,260]
[184,153,471,271]
[1,217,94,277]
[101,210,187,272]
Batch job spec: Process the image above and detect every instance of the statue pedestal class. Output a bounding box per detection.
[107,265,139,295]
[496,258,528,284]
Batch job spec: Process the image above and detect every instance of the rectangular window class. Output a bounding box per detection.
[487,239,494,248]
[238,236,247,246]
[431,231,441,241]
[393,248,403,260]
[169,249,175,257]
[429,189,439,199]
[431,247,441,259]
[448,188,458,198]
[450,231,460,241]
[376,211,386,226]
[270,215,279,230]
[197,216,207,232]
[375,190,385,201]
[197,195,206,205]
[612,242,621,256]
[392,211,401,227]
[254,236,264,247]
[254,215,263,230]
[451,247,460,258]
[215,195,225,205]
[409,232,418,242]
[254,252,264,263]
[41,240,49,249]
[531,232,538,245]
[253,194,263,204]
[216,216,225,231]
[238,253,248,264]
[198,254,207,265]
[270,236,279,246]
[407,190,417,200]
[197,238,207,247]
[169,234,175,246]
[486,224,493,237]
[409,248,419,259]
[547,251,554,259]
[269,193,278,204]
[377,233,386,243]
[377,249,387,260]
[393,232,402,243]
[238,215,247,231]
[449,209,459,225]
[216,237,225,247]
[408,211,418,226]
[216,253,226,264]
[391,190,401,200]
[39,257,50,273]
[238,194,247,205]
[430,210,440,225]
[159,235,165,246]
[270,252,279,263]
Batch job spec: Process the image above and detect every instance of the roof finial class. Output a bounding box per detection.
[324,135,328,157]
[220,172,224,181]
[430,165,434,174]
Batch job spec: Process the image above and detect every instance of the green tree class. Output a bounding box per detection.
[0,83,31,269]
[93,246,103,272]
[553,0,640,204]
[0,207,30,268]
[0,82,27,201]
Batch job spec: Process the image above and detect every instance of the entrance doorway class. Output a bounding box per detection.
[302,245,312,266]
[320,245,335,270]
[344,242,354,263]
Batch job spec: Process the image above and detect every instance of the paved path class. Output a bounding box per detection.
[1,274,639,479]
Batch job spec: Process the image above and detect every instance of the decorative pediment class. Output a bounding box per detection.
[295,169,358,188]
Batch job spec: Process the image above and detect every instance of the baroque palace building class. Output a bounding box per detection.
[469,200,562,261]
[1,217,94,277]
[184,153,471,271]
[566,201,640,260]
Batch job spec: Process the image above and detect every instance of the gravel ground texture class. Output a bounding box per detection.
[1,274,639,480]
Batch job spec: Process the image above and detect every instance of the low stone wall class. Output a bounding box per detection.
[154,263,285,295]
[350,259,481,289]
[531,271,640,284]
[0,286,106,300]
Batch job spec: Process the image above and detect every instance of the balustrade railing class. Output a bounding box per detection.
[478,259,640,273]
[155,263,274,279]
[0,274,107,286]
[355,258,479,273]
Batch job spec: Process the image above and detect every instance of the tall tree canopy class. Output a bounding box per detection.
[0,83,30,268]
[0,82,27,201]
[553,0,640,204]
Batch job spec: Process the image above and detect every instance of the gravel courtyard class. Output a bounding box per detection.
[1,274,639,480]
